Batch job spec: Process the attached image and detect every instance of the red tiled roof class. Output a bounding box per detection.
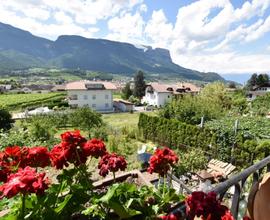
[66,81,117,90]
[147,82,200,93]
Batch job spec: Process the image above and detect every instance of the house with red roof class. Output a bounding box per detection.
[66,81,117,112]
[141,82,200,107]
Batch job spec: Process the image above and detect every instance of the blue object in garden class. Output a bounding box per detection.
[137,152,152,164]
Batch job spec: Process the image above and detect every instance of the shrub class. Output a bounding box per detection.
[0,107,13,130]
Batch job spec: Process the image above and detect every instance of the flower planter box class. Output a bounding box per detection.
[93,169,154,189]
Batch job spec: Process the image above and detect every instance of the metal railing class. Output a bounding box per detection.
[169,155,270,219]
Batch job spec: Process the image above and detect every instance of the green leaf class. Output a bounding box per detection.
[99,183,119,203]
[109,200,141,219]
[54,194,72,214]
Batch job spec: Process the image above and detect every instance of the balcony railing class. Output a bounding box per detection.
[169,155,270,219]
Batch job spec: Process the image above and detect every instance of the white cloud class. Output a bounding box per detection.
[245,16,270,42]
[106,12,145,43]
[144,10,173,48]
[171,51,270,74]
[54,11,74,24]
[234,0,270,20]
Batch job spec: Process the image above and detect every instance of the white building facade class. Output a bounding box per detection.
[66,81,116,112]
[247,84,270,100]
[142,82,200,107]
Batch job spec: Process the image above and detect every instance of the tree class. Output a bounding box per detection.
[0,107,13,130]
[133,70,146,98]
[246,73,258,89]
[256,74,269,86]
[69,107,103,137]
[228,82,236,89]
[121,82,133,100]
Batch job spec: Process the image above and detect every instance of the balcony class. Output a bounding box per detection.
[169,155,270,219]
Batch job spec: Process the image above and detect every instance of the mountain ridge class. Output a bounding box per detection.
[0,22,225,82]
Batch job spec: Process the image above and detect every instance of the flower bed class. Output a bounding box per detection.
[0,130,239,219]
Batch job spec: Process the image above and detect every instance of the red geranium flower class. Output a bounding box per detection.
[26,147,51,168]
[50,131,90,169]
[160,212,181,220]
[186,191,233,220]
[148,147,179,176]
[98,153,127,177]
[0,166,49,198]
[50,143,70,169]
[0,160,10,183]
[61,130,86,146]
[83,139,107,158]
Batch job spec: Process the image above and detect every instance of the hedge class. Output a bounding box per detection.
[138,113,217,150]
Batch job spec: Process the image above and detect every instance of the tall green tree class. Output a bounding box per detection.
[121,82,133,100]
[246,73,258,89]
[256,74,269,86]
[133,70,146,98]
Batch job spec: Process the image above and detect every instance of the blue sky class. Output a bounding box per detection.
[0,0,270,75]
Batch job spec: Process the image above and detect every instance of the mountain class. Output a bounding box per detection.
[0,22,225,82]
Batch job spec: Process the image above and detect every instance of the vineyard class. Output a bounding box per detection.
[0,92,67,110]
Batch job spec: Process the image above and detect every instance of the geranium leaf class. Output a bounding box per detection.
[54,194,72,214]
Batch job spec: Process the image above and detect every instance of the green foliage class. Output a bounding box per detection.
[121,82,133,100]
[69,107,102,137]
[128,95,141,105]
[138,113,215,150]
[0,107,13,130]
[0,92,66,111]
[251,93,270,116]
[84,182,183,220]
[133,70,146,98]
[175,148,207,176]
[0,128,44,150]
[160,82,232,124]
[246,73,269,89]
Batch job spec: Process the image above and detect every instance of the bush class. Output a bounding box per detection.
[69,108,103,137]
[138,113,215,150]
[0,107,13,130]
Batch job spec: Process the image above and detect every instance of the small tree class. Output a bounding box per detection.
[69,107,103,137]
[121,82,133,100]
[133,70,146,98]
[0,107,13,130]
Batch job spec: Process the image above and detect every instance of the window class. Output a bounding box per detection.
[92,95,96,100]
[105,103,109,108]
[83,95,88,100]
[168,95,170,98]
[92,104,96,108]
[83,104,89,107]
[105,94,109,99]
[69,95,78,100]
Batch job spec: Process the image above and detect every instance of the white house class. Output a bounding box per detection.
[247,83,270,100]
[141,82,200,107]
[66,81,116,112]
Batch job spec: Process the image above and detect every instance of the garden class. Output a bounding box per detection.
[0,130,237,220]
[0,81,269,219]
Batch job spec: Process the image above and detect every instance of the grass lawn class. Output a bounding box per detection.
[102,111,157,130]
[102,112,140,129]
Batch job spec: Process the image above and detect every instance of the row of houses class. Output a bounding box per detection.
[65,81,200,112]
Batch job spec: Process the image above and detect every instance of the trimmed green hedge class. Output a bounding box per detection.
[138,113,216,150]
